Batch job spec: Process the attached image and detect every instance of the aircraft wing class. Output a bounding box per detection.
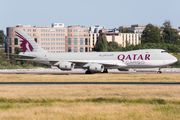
[15,58,127,68]
[49,60,127,68]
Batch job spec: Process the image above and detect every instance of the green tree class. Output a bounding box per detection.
[141,24,161,44]
[96,33,108,51]
[0,49,7,62]
[162,20,180,45]
[120,29,131,33]
[108,41,122,51]
[101,33,108,51]
[96,42,103,51]
[15,47,22,54]
[0,30,5,45]
[125,40,129,47]
[163,20,171,29]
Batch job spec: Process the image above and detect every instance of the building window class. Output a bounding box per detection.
[9,47,12,53]
[9,38,12,45]
[74,38,77,45]
[85,47,88,52]
[80,47,83,52]
[14,38,18,45]
[34,38,37,43]
[74,47,77,52]
[68,38,71,45]
[68,47,71,52]
[80,38,83,45]
[85,38,88,45]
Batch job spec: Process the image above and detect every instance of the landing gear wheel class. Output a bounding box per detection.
[102,69,108,73]
[157,67,162,74]
[85,70,92,74]
[157,71,162,74]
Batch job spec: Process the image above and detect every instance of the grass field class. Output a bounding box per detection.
[0,73,180,82]
[0,74,180,119]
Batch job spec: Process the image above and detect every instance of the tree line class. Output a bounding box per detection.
[0,48,50,69]
[141,20,180,45]
[96,20,180,53]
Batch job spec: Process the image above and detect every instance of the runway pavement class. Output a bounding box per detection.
[0,68,179,74]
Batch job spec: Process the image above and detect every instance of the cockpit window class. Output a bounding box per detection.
[161,51,168,53]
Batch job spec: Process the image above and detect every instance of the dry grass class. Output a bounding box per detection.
[0,85,179,119]
[0,85,180,100]
[0,73,179,82]
[0,74,179,119]
[0,102,180,120]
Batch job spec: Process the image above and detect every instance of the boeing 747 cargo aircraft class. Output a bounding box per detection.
[14,29,177,74]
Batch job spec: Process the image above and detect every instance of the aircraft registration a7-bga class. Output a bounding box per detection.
[14,29,178,74]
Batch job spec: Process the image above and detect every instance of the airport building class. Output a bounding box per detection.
[99,32,141,47]
[176,27,180,35]
[89,33,100,51]
[119,24,146,34]
[89,25,105,33]
[65,25,90,52]
[6,23,91,53]
[6,23,141,54]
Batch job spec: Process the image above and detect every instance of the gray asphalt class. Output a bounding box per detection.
[0,68,179,74]
[0,82,179,85]
[0,71,179,74]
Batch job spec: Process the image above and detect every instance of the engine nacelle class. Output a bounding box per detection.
[89,64,104,72]
[59,62,74,71]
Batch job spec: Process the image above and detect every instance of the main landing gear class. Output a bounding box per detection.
[157,67,162,74]
[85,70,92,74]
[85,69,108,74]
[102,69,108,73]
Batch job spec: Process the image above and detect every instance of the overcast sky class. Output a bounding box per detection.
[1,0,180,34]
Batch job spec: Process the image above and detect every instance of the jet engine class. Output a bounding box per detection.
[89,64,104,72]
[59,62,74,71]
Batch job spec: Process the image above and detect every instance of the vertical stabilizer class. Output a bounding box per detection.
[15,29,46,53]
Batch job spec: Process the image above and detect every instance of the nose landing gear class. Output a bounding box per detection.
[157,67,162,74]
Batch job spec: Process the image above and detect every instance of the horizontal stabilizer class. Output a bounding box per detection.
[9,53,36,58]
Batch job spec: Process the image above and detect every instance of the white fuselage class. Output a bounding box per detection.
[20,49,178,69]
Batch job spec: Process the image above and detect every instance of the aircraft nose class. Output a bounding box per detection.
[172,56,178,63]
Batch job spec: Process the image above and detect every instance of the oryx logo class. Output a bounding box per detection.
[15,31,34,52]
